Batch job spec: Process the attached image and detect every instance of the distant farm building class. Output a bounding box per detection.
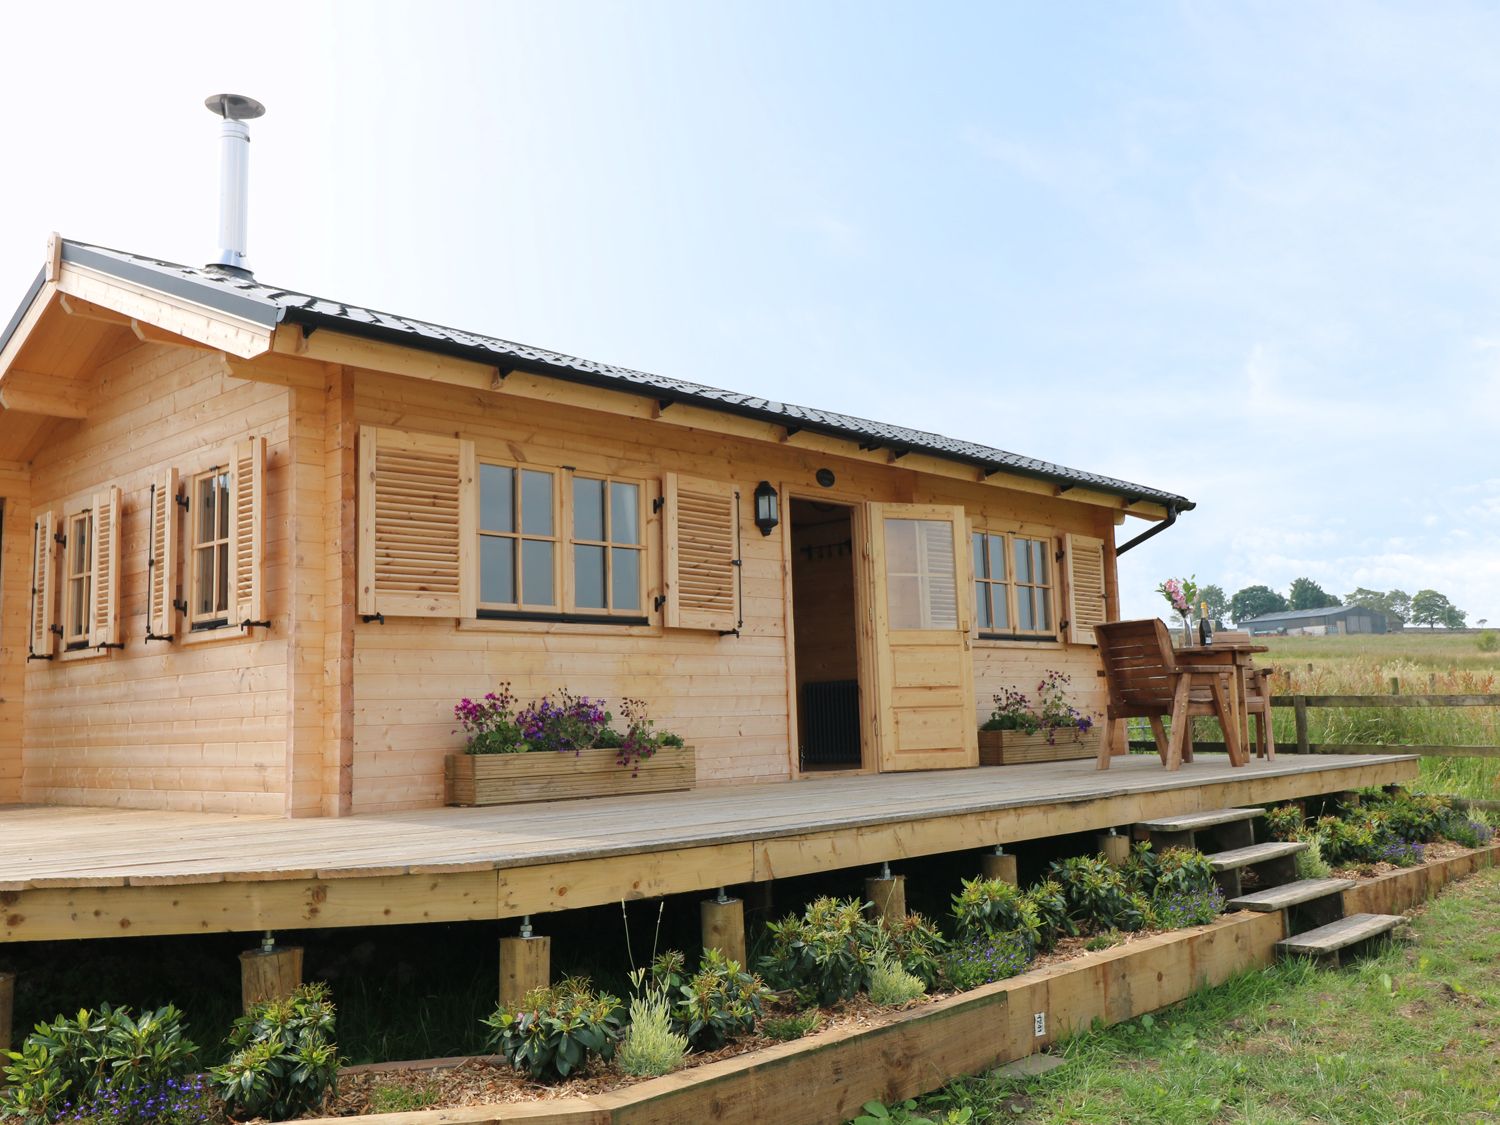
[1238,605,1388,636]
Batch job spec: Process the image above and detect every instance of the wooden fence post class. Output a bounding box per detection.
[864,865,906,928]
[980,848,1018,885]
[701,891,747,967]
[1294,695,1309,754]
[1390,677,1400,695]
[499,920,551,1010]
[239,938,303,1012]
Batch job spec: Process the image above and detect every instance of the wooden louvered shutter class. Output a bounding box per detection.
[225,437,266,626]
[662,472,740,632]
[89,486,122,647]
[358,426,476,618]
[147,468,179,640]
[30,510,56,658]
[1064,532,1107,645]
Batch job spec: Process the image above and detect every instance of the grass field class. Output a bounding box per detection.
[903,864,1500,1124]
[1258,632,1500,801]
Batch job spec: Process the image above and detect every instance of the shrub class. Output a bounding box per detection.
[1150,885,1226,929]
[650,949,773,1051]
[943,930,1031,990]
[1478,629,1498,652]
[762,1009,822,1041]
[1152,848,1217,897]
[1262,805,1305,842]
[1121,841,1160,896]
[868,954,926,1006]
[1,1003,199,1125]
[883,912,948,990]
[1314,816,1383,866]
[1294,832,1333,879]
[950,877,1037,946]
[1379,839,1425,867]
[1048,854,1148,933]
[1021,879,1075,952]
[483,977,622,1083]
[211,983,340,1121]
[1368,792,1451,843]
[760,897,884,1007]
[1443,817,1495,848]
[616,984,688,1077]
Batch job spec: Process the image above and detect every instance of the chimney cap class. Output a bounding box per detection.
[205,93,265,121]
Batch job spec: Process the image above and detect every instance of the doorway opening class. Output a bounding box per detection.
[789,497,863,771]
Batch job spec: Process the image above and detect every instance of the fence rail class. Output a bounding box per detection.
[1129,691,1500,759]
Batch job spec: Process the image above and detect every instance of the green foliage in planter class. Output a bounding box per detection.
[1021,879,1075,952]
[1121,840,1160,895]
[1,1003,199,1125]
[868,953,927,1006]
[1294,831,1333,879]
[1151,848,1217,897]
[649,949,773,1051]
[950,877,1038,948]
[762,1009,822,1041]
[483,977,622,1083]
[616,984,688,1078]
[760,896,884,1007]
[1262,805,1306,842]
[1313,815,1385,866]
[210,982,340,1121]
[883,912,948,990]
[1048,854,1148,933]
[941,930,1032,990]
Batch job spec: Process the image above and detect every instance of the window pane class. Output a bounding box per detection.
[993,582,1010,630]
[574,544,606,609]
[972,533,987,580]
[573,477,605,541]
[884,518,957,630]
[480,465,514,533]
[197,477,216,544]
[1013,538,1032,583]
[885,518,919,574]
[613,547,641,610]
[522,539,555,605]
[480,535,516,604]
[1017,587,1034,631]
[216,475,230,540]
[988,535,1007,580]
[888,575,924,629]
[1032,540,1049,585]
[521,470,554,536]
[1036,587,1052,631]
[610,482,640,544]
[70,576,87,637]
[215,543,229,612]
[975,583,991,630]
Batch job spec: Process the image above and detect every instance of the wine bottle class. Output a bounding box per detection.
[1199,603,1213,645]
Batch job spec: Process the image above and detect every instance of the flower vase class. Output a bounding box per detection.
[1181,615,1194,648]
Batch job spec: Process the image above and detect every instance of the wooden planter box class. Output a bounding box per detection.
[445,744,696,807]
[978,727,1100,766]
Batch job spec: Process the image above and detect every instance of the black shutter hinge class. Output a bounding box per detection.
[362,612,386,624]
[144,631,175,644]
[49,624,63,637]
[173,598,188,613]
[53,531,66,547]
[176,494,190,511]
[653,595,666,612]
[240,619,272,632]
[652,496,665,514]
[94,642,125,652]
[26,652,54,662]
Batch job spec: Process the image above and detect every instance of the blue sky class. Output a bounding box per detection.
[2,2,1495,622]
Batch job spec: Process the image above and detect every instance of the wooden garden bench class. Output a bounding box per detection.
[1094,618,1242,771]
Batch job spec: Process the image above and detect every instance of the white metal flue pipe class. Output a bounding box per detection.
[215,116,251,271]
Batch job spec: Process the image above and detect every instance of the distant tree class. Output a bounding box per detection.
[1288,578,1340,611]
[1410,589,1464,629]
[1344,587,1410,628]
[1198,584,1229,628]
[1231,585,1288,624]
[1479,618,1490,629]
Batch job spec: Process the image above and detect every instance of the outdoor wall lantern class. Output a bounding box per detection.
[754,480,780,536]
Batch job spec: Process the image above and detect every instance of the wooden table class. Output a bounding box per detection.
[1176,641,1268,767]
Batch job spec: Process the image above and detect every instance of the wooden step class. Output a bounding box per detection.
[1227,878,1355,912]
[1138,807,1265,833]
[1207,840,1307,872]
[1276,913,1405,957]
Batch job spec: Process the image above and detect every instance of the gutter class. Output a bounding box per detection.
[1115,501,1180,555]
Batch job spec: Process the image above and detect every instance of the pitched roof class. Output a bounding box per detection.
[36,240,1193,510]
[1240,605,1381,624]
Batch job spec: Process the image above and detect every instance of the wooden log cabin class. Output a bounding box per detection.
[0,236,1194,819]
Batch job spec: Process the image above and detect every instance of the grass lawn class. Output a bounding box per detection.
[909,866,1500,1124]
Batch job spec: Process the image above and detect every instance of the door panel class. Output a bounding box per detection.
[869,503,978,771]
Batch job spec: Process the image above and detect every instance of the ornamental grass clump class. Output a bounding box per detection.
[1,1003,200,1125]
[483,977,623,1083]
[868,953,927,1007]
[616,978,688,1078]
[211,982,340,1122]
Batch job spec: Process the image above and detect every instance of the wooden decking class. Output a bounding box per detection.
[0,752,1416,943]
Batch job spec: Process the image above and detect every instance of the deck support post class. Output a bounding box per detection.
[1098,829,1130,867]
[701,889,747,966]
[0,970,13,1054]
[239,932,303,1012]
[980,846,1017,885]
[864,863,906,927]
[499,918,551,1010]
